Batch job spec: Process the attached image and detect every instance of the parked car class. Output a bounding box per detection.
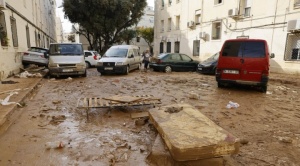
[197,52,219,75]
[96,45,142,75]
[216,39,275,92]
[84,50,101,68]
[45,43,87,77]
[149,53,199,72]
[22,47,49,66]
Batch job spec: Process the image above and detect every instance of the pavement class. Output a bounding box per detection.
[0,68,46,133]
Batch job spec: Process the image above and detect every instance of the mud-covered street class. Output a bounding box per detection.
[0,69,300,166]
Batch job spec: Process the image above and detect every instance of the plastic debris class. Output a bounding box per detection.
[0,92,21,106]
[226,101,240,109]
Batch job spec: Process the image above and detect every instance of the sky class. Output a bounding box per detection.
[56,0,154,33]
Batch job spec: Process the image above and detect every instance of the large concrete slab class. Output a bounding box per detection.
[149,104,240,161]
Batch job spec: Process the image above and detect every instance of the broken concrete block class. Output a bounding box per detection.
[149,104,240,161]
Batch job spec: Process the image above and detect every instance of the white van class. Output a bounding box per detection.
[45,43,87,77]
[96,45,142,74]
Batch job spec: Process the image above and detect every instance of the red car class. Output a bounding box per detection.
[216,39,275,92]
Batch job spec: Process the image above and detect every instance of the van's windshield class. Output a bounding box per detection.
[49,44,83,56]
[222,41,266,58]
[103,48,128,58]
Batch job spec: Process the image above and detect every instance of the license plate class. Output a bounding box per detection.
[198,68,202,70]
[62,69,73,72]
[105,67,113,70]
[223,70,239,74]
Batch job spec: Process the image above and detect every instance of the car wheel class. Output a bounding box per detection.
[217,82,224,88]
[85,61,91,68]
[124,66,129,75]
[82,70,87,77]
[164,66,172,73]
[260,85,267,93]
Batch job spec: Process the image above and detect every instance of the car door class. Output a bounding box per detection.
[167,53,181,71]
[218,41,243,81]
[240,41,267,82]
[180,54,196,71]
[127,49,135,70]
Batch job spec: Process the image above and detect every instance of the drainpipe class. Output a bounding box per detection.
[270,0,279,53]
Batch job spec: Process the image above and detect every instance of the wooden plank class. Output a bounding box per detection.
[131,112,149,119]
[103,95,142,103]
[149,104,240,161]
[83,98,87,107]
[99,98,103,107]
[89,98,93,107]
[94,98,98,107]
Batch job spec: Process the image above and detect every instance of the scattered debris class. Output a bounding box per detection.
[45,141,65,149]
[226,101,240,109]
[0,92,21,106]
[188,91,199,100]
[52,100,62,104]
[131,112,149,119]
[278,137,293,143]
[240,138,249,145]
[266,91,272,95]
[1,80,19,84]
[164,106,183,113]
[65,77,72,81]
[16,71,43,78]
[135,117,149,126]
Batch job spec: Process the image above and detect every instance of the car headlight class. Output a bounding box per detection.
[49,63,59,67]
[115,62,124,66]
[202,63,211,67]
[97,62,103,66]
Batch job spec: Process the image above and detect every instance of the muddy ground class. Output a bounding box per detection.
[0,68,299,166]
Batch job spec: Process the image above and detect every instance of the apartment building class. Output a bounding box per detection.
[0,0,57,80]
[154,0,300,74]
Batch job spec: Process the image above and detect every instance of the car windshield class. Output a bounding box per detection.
[28,47,48,53]
[104,48,128,58]
[208,52,219,60]
[158,53,168,59]
[49,44,83,56]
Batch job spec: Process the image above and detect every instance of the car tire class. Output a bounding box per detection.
[82,70,87,77]
[164,66,172,73]
[124,66,129,75]
[85,61,91,68]
[260,85,267,93]
[217,82,224,88]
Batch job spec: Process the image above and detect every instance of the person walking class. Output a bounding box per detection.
[142,50,151,71]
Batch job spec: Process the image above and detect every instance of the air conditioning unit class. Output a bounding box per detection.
[187,21,195,28]
[199,32,207,39]
[228,8,238,17]
[287,19,300,32]
[0,0,6,10]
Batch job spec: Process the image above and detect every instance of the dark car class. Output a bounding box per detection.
[149,53,199,72]
[197,52,219,74]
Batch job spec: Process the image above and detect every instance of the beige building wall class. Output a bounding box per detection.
[154,0,300,74]
[0,0,57,80]
[56,17,63,43]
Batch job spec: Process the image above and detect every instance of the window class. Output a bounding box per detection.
[26,26,30,48]
[195,10,201,24]
[168,0,172,6]
[212,22,221,40]
[214,0,223,5]
[241,0,252,17]
[167,42,171,53]
[284,33,300,61]
[161,20,164,32]
[175,16,180,30]
[181,54,192,61]
[295,0,300,7]
[10,17,18,47]
[160,42,164,53]
[0,11,8,46]
[168,18,172,31]
[169,54,180,61]
[193,40,200,56]
[161,0,164,8]
[174,41,180,53]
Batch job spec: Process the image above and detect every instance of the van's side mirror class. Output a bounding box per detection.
[44,52,49,59]
[270,53,275,59]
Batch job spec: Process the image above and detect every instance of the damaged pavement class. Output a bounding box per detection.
[0,68,300,165]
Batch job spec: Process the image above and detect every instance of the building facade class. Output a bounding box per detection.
[154,0,300,74]
[0,0,57,80]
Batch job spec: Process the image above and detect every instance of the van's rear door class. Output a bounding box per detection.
[219,41,243,80]
[240,41,267,82]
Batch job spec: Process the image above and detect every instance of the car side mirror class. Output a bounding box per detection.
[44,52,49,59]
[270,53,275,59]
